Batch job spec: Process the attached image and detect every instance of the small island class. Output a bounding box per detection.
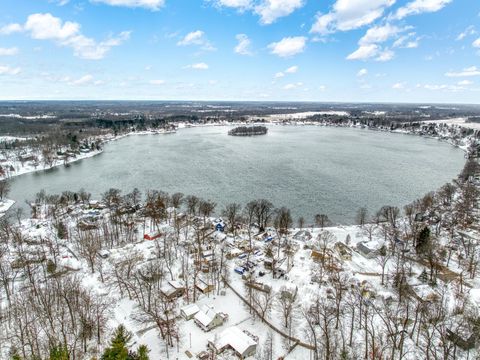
[228,125,268,136]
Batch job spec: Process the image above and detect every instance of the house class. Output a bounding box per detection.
[195,278,215,294]
[356,241,382,259]
[160,280,185,300]
[207,326,257,359]
[334,242,352,261]
[293,230,312,242]
[194,305,227,331]
[180,303,200,320]
[311,249,334,263]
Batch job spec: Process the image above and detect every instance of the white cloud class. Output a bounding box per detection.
[177,30,215,50]
[456,25,476,41]
[424,84,447,90]
[149,79,165,85]
[214,0,252,9]
[283,82,303,90]
[0,47,19,56]
[184,62,209,70]
[285,65,298,73]
[255,0,304,25]
[274,65,298,78]
[90,0,165,10]
[359,24,406,45]
[268,36,306,57]
[0,65,21,75]
[25,13,80,40]
[422,83,465,91]
[445,66,480,77]
[473,38,480,48]
[394,0,452,20]
[393,32,419,48]
[357,68,368,76]
[14,13,130,60]
[234,34,252,55]
[346,44,379,60]
[375,49,394,61]
[177,30,204,45]
[458,80,473,86]
[0,23,23,35]
[71,74,94,85]
[213,0,303,24]
[392,82,405,89]
[348,24,410,62]
[311,0,395,35]
[63,31,131,60]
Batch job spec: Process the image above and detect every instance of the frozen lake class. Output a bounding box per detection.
[8,125,465,224]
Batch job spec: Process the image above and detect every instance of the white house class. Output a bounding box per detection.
[180,303,200,320]
[207,326,257,359]
[194,305,227,331]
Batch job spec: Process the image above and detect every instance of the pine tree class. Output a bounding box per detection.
[49,344,69,360]
[415,227,430,255]
[101,325,150,360]
[101,325,132,360]
[136,345,150,360]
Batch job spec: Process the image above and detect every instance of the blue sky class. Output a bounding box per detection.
[0,0,479,102]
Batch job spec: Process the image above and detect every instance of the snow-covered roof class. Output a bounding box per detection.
[194,305,218,327]
[160,285,176,297]
[181,303,200,317]
[168,280,184,289]
[208,326,257,355]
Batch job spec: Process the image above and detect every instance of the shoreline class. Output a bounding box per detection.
[0,198,15,218]
[0,148,104,181]
[0,119,474,224]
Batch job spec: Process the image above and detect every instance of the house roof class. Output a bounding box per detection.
[195,305,218,327]
[181,303,200,317]
[160,285,177,297]
[168,280,184,289]
[208,326,257,355]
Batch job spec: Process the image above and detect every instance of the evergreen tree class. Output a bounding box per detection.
[101,325,131,360]
[101,325,150,360]
[136,345,150,360]
[415,226,430,255]
[49,344,69,360]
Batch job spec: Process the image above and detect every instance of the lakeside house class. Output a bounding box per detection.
[194,305,227,332]
[207,326,258,359]
[334,242,353,261]
[356,241,383,259]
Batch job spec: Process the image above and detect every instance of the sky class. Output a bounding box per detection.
[0,0,479,103]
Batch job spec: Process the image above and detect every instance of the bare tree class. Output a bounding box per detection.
[356,207,368,227]
[0,179,11,200]
[276,286,298,329]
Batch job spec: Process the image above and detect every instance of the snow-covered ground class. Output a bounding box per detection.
[247,111,349,121]
[424,117,480,130]
[0,199,15,217]
[0,148,103,181]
